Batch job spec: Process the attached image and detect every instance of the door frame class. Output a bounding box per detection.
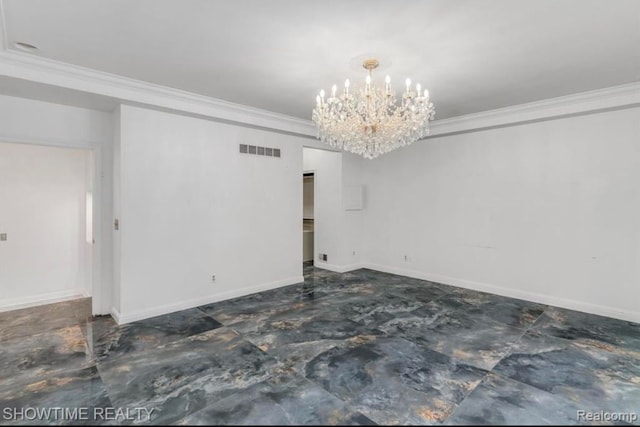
[303,170,317,265]
[0,136,105,315]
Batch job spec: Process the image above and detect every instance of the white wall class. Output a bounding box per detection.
[2,92,636,325]
[0,94,113,314]
[363,107,640,322]
[0,94,113,146]
[115,105,305,322]
[341,152,365,268]
[303,148,364,270]
[0,142,89,308]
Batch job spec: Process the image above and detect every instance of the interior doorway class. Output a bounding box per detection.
[303,172,315,269]
[0,142,95,312]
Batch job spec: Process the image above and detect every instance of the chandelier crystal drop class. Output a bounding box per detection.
[312,58,435,159]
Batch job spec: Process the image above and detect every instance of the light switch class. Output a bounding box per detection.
[0,233,7,241]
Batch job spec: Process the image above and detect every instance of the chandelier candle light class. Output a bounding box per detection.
[312,59,435,159]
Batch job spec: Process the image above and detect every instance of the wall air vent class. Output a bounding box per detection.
[239,144,281,158]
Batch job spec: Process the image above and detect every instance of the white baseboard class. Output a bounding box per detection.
[110,306,122,324]
[110,263,640,325]
[365,263,640,324]
[314,261,365,273]
[0,288,89,313]
[113,275,304,325]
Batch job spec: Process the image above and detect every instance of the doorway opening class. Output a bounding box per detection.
[303,172,315,272]
[0,142,95,313]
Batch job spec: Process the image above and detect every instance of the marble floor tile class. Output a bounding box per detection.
[385,282,451,305]
[338,269,449,299]
[530,306,640,355]
[304,335,487,425]
[435,288,546,329]
[309,268,382,286]
[311,271,424,306]
[302,265,342,280]
[376,306,444,337]
[198,282,327,327]
[0,325,93,392]
[98,328,281,425]
[2,267,639,426]
[309,269,445,304]
[341,293,429,328]
[88,307,222,362]
[364,270,453,291]
[445,372,588,425]
[0,366,112,426]
[229,285,428,333]
[311,280,389,301]
[177,371,375,426]
[379,300,525,370]
[69,297,93,323]
[0,300,84,342]
[200,268,415,331]
[493,330,640,416]
[232,297,386,373]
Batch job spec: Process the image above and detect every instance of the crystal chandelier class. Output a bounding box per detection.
[312,59,435,159]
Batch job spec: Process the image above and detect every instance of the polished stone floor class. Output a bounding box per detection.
[1,266,639,425]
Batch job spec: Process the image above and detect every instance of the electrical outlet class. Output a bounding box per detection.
[0,233,6,241]
[403,255,411,262]
[352,250,356,256]
[211,275,216,282]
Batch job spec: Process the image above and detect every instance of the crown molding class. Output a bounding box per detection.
[0,49,317,137]
[0,2,637,141]
[428,82,640,137]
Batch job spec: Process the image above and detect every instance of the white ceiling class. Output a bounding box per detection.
[2,0,639,120]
